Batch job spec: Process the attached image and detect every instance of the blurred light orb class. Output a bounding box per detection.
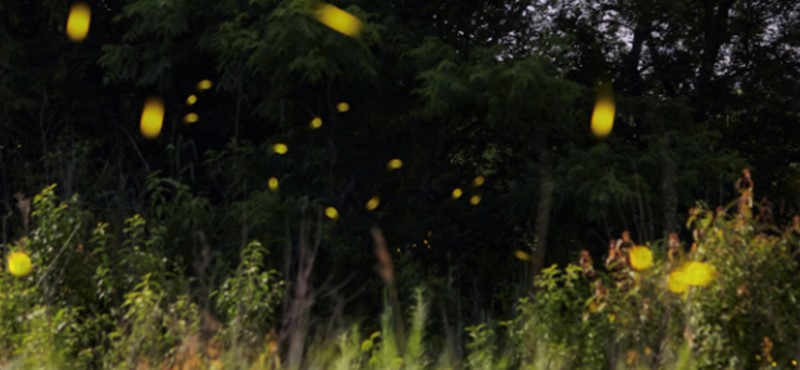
[365,196,380,211]
[451,188,463,199]
[7,251,32,277]
[629,246,654,271]
[324,206,339,220]
[140,97,164,139]
[197,80,213,91]
[469,194,481,205]
[273,143,289,155]
[337,102,350,113]
[315,3,363,38]
[514,250,531,261]
[183,113,199,124]
[268,177,279,191]
[310,117,323,129]
[386,158,402,171]
[66,2,91,42]
[186,94,197,106]
[591,96,615,138]
[472,175,485,187]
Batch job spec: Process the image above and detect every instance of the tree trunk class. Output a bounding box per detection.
[531,150,555,281]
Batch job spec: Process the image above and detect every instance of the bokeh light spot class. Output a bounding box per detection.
[66,2,91,42]
[469,194,481,205]
[273,143,289,155]
[337,102,350,113]
[325,206,339,220]
[7,251,32,277]
[183,113,199,124]
[386,158,402,171]
[591,95,615,138]
[197,80,213,91]
[268,177,279,191]
[186,94,197,106]
[451,188,463,199]
[310,117,323,129]
[314,3,363,38]
[514,250,531,261]
[365,196,380,211]
[140,97,164,139]
[472,175,485,187]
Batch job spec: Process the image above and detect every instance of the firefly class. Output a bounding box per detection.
[197,80,213,91]
[314,3,363,38]
[469,194,481,205]
[310,117,323,129]
[140,97,164,139]
[268,177,279,191]
[325,206,339,220]
[186,94,197,106]
[472,175,485,187]
[365,196,380,211]
[66,2,91,42]
[273,143,288,155]
[337,102,350,113]
[183,113,199,124]
[591,94,615,138]
[386,159,402,171]
[451,188,463,199]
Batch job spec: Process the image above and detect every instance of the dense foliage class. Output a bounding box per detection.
[1,0,799,368]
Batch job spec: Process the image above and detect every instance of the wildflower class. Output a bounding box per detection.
[629,246,653,271]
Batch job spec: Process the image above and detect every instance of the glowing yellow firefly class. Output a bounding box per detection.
[324,206,339,220]
[469,194,481,205]
[186,94,197,106]
[197,80,213,91]
[66,2,91,42]
[183,113,199,124]
[472,175,485,187]
[451,188,463,199]
[140,97,164,139]
[386,159,402,171]
[591,94,615,138]
[268,177,279,191]
[514,250,531,261]
[337,102,350,113]
[365,196,380,211]
[310,117,323,129]
[273,143,288,155]
[315,3,363,38]
[7,251,32,277]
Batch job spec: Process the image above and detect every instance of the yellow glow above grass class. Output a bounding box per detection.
[273,143,288,155]
[186,94,197,106]
[196,80,213,91]
[183,113,199,124]
[310,117,323,129]
[386,158,403,171]
[591,96,615,138]
[268,177,279,191]
[7,251,32,277]
[451,188,463,199]
[365,196,380,211]
[629,246,654,271]
[140,97,164,139]
[325,206,339,220]
[66,2,91,42]
[315,3,363,38]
